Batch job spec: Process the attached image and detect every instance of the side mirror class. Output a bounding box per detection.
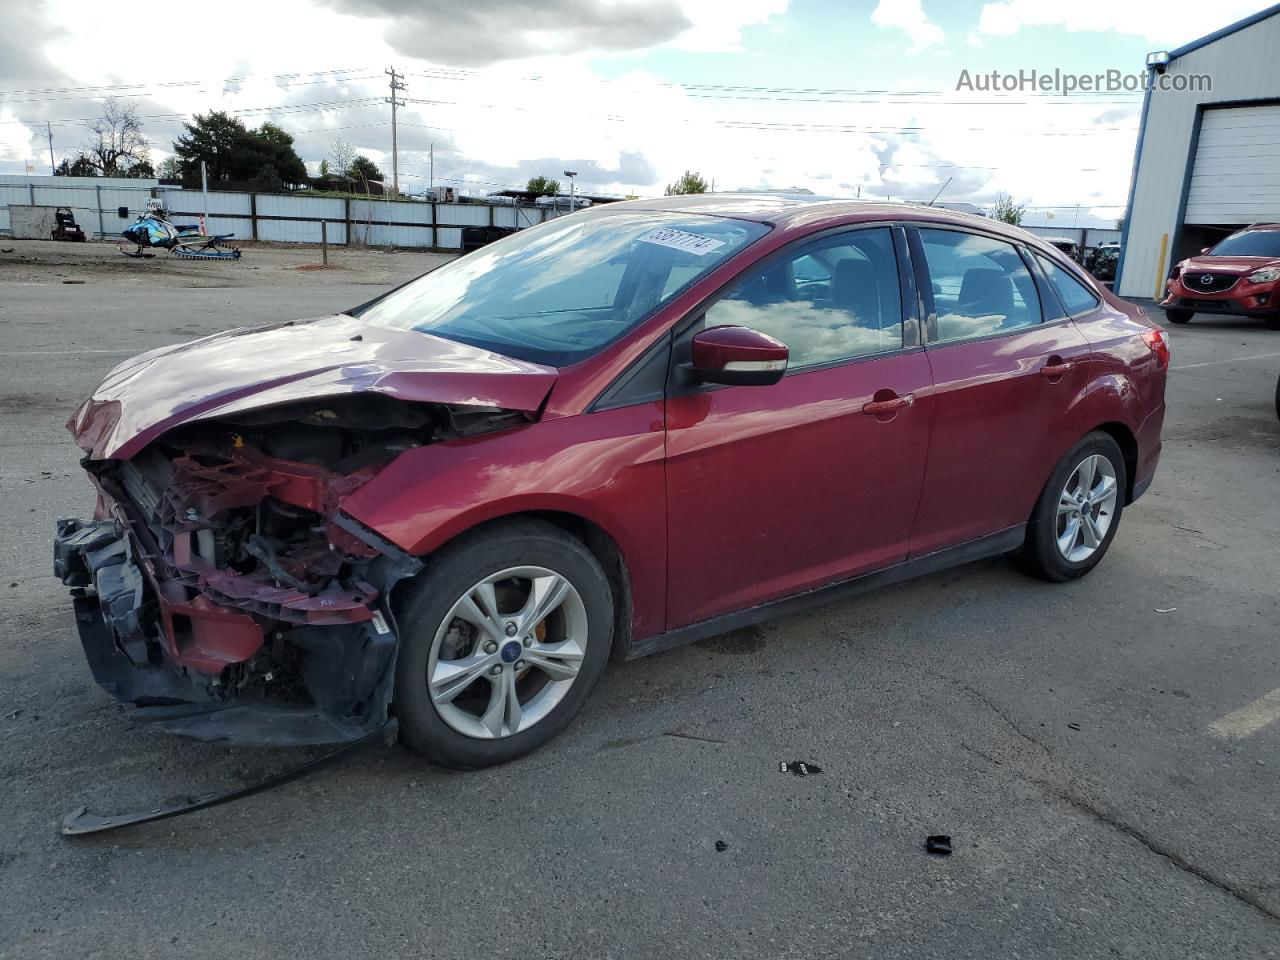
[689,324,788,386]
[118,207,129,218]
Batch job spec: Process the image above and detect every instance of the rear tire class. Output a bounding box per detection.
[1011,432,1127,583]
[1165,308,1193,324]
[393,519,613,769]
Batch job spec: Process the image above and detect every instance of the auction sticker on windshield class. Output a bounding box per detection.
[638,227,726,256]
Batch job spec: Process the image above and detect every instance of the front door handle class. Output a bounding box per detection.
[862,393,915,416]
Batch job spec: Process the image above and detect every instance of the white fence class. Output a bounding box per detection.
[1021,225,1123,248]
[0,176,558,249]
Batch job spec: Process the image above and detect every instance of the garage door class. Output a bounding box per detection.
[1184,104,1280,224]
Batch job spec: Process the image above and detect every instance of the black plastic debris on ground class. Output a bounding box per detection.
[779,760,823,776]
[925,835,953,856]
[715,840,729,852]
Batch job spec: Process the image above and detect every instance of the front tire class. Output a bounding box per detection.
[1012,432,1127,583]
[393,519,614,769]
[1165,308,1193,324]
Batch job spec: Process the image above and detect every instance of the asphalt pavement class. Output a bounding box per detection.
[1,259,1278,959]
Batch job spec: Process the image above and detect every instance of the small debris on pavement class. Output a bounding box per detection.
[1067,722,1081,731]
[715,840,729,852]
[1155,607,1177,613]
[779,760,822,776]
[925,835,952,856]
[5,709,22,720]
[62,279,86,285]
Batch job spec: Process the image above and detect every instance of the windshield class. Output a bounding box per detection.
[1209,230,1280,258]
[356,211,769,365]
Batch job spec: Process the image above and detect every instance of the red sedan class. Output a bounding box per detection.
[55,196,1168,768]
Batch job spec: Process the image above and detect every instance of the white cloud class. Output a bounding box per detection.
[871,0,945,53]
[974,0,1266,45]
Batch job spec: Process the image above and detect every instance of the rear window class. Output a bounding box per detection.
[356,212,768,366]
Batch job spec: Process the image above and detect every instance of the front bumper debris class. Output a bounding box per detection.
[55,497,415,746]
[61,720,397,837]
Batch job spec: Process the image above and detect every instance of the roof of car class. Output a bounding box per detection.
[593,192,1062,251]
[600,192,1001,229]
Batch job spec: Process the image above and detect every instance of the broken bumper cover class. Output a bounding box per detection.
[54,515,411,746]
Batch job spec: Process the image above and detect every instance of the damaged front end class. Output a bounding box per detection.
[54,396,521,746]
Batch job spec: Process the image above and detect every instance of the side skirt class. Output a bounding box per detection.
[627,525,1026,660]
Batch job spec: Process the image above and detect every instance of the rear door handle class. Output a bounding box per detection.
[862,393,915,416]
[1040,360,1075,377]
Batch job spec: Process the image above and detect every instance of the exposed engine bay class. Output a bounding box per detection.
[54,396,528,745]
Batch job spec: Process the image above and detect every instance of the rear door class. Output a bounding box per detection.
[664,225,934,629]
[906,226,1091,556]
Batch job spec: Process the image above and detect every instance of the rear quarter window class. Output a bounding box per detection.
[1036,255,1101,318]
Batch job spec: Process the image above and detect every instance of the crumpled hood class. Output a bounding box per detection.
[69,314,558,460]
[1181,254,1280,275]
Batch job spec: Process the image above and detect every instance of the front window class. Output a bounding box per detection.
[1208,230,1280,258]
[356,212,769,365]
[703,228,904,369]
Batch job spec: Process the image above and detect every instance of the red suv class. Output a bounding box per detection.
[1163,223,1280,329]
[55,198,1168,769]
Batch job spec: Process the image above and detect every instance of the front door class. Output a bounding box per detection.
[907,226,1092,556]
[664,226,934,630]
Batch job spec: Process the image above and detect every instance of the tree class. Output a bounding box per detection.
[990,192,1025,226]
[172,111,307,188]
[318,158,331,177]
[328,140,355,179]
[251,164,284,192]
[54,155,98,177]
[1114,216,1126,231]
[665,170,709,195]
[157,156,181,180]
[82,97,151,176]
[121,158,155,179]
[526,175,559,196]
[347,154,383,184]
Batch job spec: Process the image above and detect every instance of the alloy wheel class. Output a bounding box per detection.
[1055,453,1119,563]
[426,566,589,739]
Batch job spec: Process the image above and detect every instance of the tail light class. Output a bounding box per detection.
[1142,328,1170,370]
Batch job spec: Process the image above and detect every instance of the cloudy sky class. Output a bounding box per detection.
[0,0,1267,225]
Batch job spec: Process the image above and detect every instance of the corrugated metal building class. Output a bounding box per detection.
[1116,5,1280,299]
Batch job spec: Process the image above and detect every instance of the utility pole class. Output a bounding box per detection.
[429,143,434,191]
[46,122,55,175]
[564,170,577,214]
[385,67,407,198]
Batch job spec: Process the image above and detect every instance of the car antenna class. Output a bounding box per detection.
[926,177,953,207]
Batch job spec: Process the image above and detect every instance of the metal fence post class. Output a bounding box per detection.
[321,220,328,266]
[431,201,438,250]
[344,197,352,246]
[28,183,35,205]
[250,193,259,241]
[95,183,103,239]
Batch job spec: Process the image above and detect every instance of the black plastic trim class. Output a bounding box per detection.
[626,525,1025,659]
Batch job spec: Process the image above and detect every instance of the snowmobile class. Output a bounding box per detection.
[118,201,240,260]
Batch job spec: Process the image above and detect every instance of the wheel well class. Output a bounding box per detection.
[526,511,633,660]
[409,511,634,661]
[1093,422,1139,503]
